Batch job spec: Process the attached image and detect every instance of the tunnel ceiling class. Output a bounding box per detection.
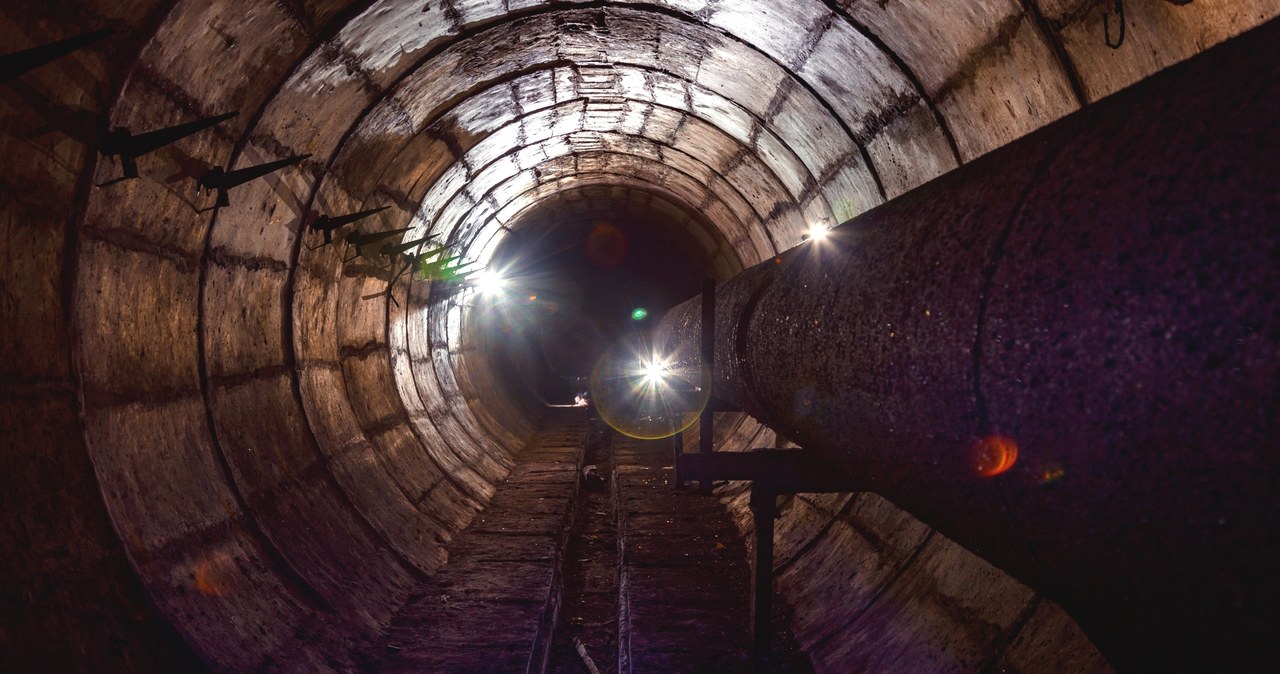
[3,0,1277,671]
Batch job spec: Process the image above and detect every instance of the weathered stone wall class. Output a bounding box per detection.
[2,0,1274,670]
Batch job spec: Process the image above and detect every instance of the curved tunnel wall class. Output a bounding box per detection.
[2,1,1276,671]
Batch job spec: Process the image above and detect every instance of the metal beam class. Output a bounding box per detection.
[677,450,860,494]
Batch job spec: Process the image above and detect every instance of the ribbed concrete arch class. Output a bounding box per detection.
[477,179,741,277]
[372,75,833,237]
[424,128,793,257]
[3,0,1277,671]
[448,146,768,258]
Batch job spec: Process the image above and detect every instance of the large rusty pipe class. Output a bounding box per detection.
[656,21,1279,672]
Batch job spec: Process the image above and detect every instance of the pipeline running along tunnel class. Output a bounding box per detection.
[2,2,1277,672]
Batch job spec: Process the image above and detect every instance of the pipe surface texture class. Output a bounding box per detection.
[656,21,1279,672]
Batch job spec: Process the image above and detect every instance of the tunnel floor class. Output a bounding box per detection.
[611,432,811,673]
[349,407,809,673]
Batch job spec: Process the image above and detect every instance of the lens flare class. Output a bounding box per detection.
[640,357,668,385]
[973,435,1019,477]
[474,269,507,295]
[193,553,235,597]
[631,307,649,321]
[590,338,709,440]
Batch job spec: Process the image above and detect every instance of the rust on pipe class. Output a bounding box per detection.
[656,20,1279,672]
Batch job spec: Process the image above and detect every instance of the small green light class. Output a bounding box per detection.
[631,307,649,321]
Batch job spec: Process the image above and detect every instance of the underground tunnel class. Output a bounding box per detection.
[2,1,1278,672]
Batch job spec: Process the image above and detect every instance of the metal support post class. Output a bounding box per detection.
[696,279,716,493]
[749,487,777,664]
[698,277,715,455]
[672,431,684,487]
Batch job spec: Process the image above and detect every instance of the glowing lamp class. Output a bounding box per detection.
[640,358,668,386]
[474,269,506,294]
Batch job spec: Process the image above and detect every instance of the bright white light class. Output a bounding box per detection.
[639,358,669,386]
[807,224,830,241]
[474,269,507,295]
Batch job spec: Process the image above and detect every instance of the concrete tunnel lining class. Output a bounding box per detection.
[3,0,1277,671]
